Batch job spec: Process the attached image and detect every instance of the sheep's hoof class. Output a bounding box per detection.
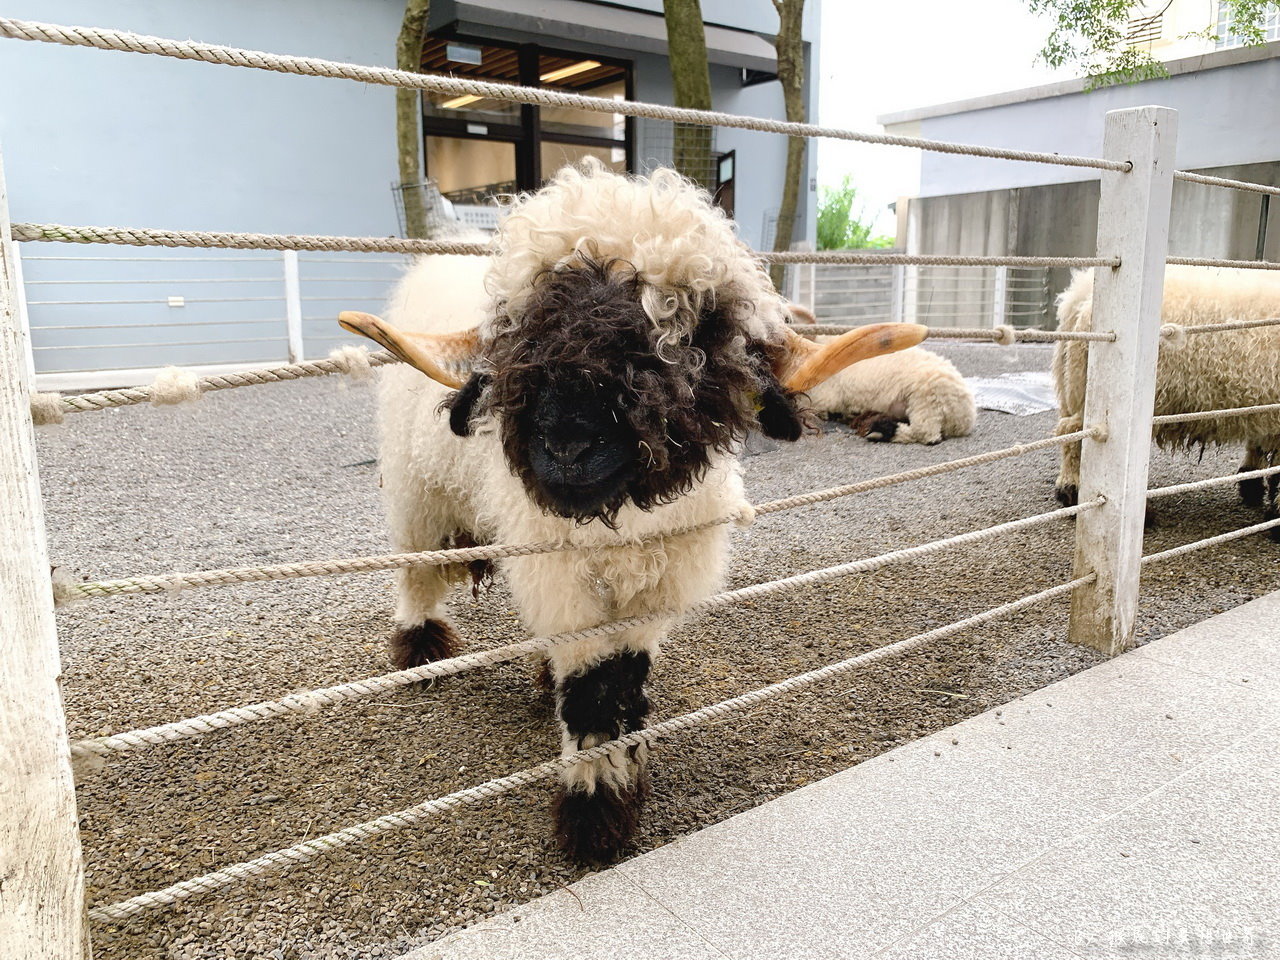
[553,774,649,864]
[863,416,900,443]
[533,657,555,697]
[1239,470,1266,509]
[1054,484,1079,508]
[389,619,460,669]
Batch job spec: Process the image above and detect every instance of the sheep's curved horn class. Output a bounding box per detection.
[781,322,929,393]
[338,311,479,389]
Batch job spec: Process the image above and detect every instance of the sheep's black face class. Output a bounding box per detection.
[472,257,807,526]
[524,376,640,519]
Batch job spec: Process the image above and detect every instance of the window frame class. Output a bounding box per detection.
[419,32,635,196]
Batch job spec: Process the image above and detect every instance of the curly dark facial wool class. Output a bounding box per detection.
[482,257,794,524]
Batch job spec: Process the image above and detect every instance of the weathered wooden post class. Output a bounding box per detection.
[1068,106,1177,655]
[0,145,91,958]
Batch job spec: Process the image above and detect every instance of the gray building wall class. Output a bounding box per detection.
[894,44,1280,199]
[2,0,817,378]
[890,45,1280,315]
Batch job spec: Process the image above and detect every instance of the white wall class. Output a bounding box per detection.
[910,55,1280,198]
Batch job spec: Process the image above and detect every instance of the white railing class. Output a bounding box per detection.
[16,247,410,390]
[788,262,1051,327]
[1,16,1278,958]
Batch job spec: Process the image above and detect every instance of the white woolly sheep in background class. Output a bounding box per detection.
[339,161,925,861]
[804,337,976,444]
[1053,264,1280,534]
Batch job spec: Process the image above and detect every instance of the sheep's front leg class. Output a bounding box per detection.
[1239,445,1268,509]
[551,640,655,862]
[1054,413,1084,506]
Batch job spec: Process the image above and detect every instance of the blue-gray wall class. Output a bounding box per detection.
[904,54,1280,198]
[1,0,817,378]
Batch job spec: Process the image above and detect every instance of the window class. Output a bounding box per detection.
[1216,1,1280,48]
[1123,12,1163,46]
[414,36,632,227]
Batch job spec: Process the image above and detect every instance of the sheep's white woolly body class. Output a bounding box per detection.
[375,168,765,804]
[1053,265,1280,496]
[806,345,976,445]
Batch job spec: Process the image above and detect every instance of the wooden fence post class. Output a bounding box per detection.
[1068,106,1177,655]
[0,146,90,959]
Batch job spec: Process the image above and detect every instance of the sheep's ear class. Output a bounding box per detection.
[338,311,479,389]
[756,379,806,441]
[445,373,489,437]
[775,322,927,392]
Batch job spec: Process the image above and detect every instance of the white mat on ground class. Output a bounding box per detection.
[967,370,1056,416]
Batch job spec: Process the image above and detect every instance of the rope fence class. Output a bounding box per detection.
[11,221,1120,271]
[1141,517,1280,565]
[67,499,1099,763]
[1147,464,1280,500]
[86,573,1094,921]
[0,17,1128,173]
[1174,170,1280,198]
[53,430,1096,604]
[1167,256,1280,271]
[1152,401,1280,425]
[803,324,1115,343]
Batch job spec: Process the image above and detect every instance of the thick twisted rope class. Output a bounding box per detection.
[1174,170,1280,198]
[11,222,488,255]
[1147,464,1280,500]
[54,430,1095,604]
[1159,317,1280,346]
[0,17,1127,172]
[86,573,1092,921]
[68,499,1099,763]
[1167,256,1280,271]
[1141,517,1280,565]
[1151,402,1280,425]
[12,221,1117,272]
[762,252,1117,268]
[804,324,1115,343]
[32,348,395,423]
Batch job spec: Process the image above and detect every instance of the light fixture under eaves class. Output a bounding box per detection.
[539,60,601,83]
[440,94,483,109]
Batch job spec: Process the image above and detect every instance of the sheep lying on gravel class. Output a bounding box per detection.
[804,335,976,445]
[1053,265,1280,534]
[339,161,925,861]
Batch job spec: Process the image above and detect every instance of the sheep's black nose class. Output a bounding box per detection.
[545,437,592,465]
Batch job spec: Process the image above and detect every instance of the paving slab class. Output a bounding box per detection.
[408,589,1280,960]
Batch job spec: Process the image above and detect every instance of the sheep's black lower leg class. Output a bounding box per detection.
[553,649,652,863]
[389,619,460,669]
[1267,472,1280,542]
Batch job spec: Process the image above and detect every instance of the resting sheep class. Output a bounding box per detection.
[1053,264,1280,534]
[339,161,924,861]
[804,338,976,444]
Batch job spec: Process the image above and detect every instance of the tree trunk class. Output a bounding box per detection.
[769,0,806,289]
[662,0,715,190]
[396,0,431,239]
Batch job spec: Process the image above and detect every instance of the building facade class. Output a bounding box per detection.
[0,0,819,380]
[879,10,1279,313]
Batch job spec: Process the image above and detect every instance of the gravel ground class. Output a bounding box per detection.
[39,341,1278,960]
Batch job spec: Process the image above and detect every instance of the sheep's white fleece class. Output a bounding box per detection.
[375,164,775,793]
[805,344,976,444]
[1052,264,1280,494]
